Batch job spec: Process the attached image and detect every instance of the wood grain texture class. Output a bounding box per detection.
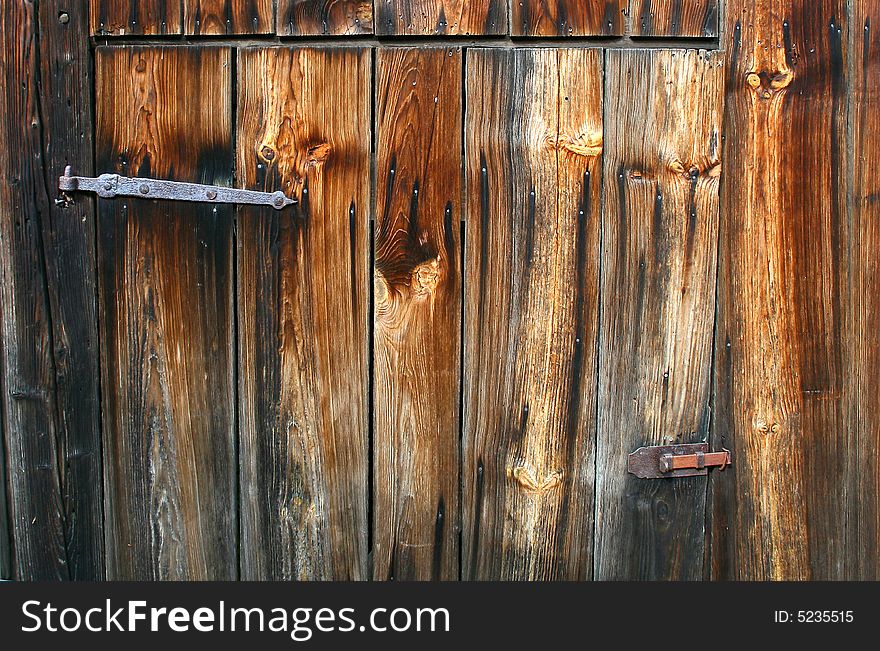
[512,1,623,36]
[629,0,718,37]
[373,48,462,581]
[376,0,506,35]
[237,47,371,581]
[278,1,373,35]
[1,0,103,580]
[711,0,849,580]
[850,0,880,581]
[96,46,236,580]
[595,49,723,581]
[184,0,274,34]
[91,0,182,35]
[463,48,602,580]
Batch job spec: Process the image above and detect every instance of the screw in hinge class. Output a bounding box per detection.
[139,184,150,194]
[206,190,218,200]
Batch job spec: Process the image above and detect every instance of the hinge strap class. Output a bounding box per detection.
[58,166,296,210]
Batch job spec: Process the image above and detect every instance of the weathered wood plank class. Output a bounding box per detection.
[595,49,723,581]
[91,0,182,35]
[376,1,506,35]
[850,0,880,581]
[96,46,236,580]
[184,0,274,34]
[463,48,602,580]
[711,0,849,580]
[237,47,371,581]
[1,0,103,580]
[373,47,462,581]
[512,1,623,36]
[278,1,373,35]
[0,393,8,579]
[629,0,718,37]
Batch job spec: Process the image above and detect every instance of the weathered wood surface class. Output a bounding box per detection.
[463,48,602,580]
[512,1,622,36]
[373,48,462,581]
[91,0,182,35]
[376,0,506,35]
[595,49,723,580]
[237,47,371,580]
[629,0,718,37]
[278,0,373,35]
[184,0,274,34]
[96,46,237,580]
[1,1,103,580]
[711,0,850,580]
[850,0,880,581]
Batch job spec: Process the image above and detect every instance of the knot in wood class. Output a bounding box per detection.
[411,258,441,296]
[509,465,563,494]
[307,143,332,166]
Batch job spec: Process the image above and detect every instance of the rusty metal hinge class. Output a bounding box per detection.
[58,166,296,210]
[627,443,731,479]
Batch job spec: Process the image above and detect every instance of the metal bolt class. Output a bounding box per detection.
[103,182,113,191]
[261,146,275,161]
[58,12,70,24]
[206,190,218,200]
[273,196,284,207]
[139,184,149,194]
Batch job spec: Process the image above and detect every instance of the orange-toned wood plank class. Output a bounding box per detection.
[373,47,462,581]
[237,47,371,580]
[513,1,623,36]
[91,0,181,35]
[96,46,236,580]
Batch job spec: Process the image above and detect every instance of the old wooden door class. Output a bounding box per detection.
[1,1,878,581]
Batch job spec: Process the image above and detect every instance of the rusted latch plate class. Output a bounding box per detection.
[627,443,732,479]
[59,166,296,210]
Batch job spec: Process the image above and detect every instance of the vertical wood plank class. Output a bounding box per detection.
[91,0,182,35]
[96,46,237,580]
[1,0,103,580]
[184,0,274,34]
[629,0,718,37]
[376,1,506,36]
[512,1,623,37]
[373,47,462,581]
[850,0,880,581]
[277,1,373,35]
[711,0,849,580]
[595,49,723,581]
[463,48,602,580]
[237,47,371,581]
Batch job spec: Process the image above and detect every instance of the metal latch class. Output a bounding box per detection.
[59,166,296,210]
[627,443,731,479]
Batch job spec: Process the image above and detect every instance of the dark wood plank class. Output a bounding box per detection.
[0,397,8,579]
[850,0,880,581]
[711,0,849,580]
[595,49,723,581]
[629,0,718,37]
[278,1,373,35]
[237,47,371,581]
[512,1,623,36]
[463,48,602,580]
[376,0,506,35]
[96,46,236,580]
[184,0,274,34]
[1,0,103,580]
[373,47,462,581]
[91,0,182,35]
